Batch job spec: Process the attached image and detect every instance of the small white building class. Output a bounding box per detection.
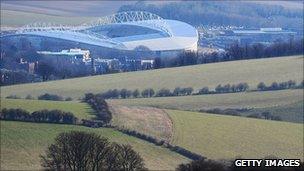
[37,48,90,63]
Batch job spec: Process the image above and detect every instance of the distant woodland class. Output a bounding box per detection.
[119,1,303,30]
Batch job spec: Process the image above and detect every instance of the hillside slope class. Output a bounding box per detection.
[0,121,189,170]
[167,110,303,160]
[2,56,303,99]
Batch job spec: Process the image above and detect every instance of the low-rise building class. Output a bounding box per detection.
[37,48,90,64]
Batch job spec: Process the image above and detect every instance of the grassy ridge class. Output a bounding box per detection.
[1,98,95,120]
[110,89,303,123]
[167,110,304,160]
[1,56,303,99]
[0,121,189,170]
[109,89,302,110]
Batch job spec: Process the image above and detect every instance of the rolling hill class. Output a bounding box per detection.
[1,56,303,99]
[167,109,303,160]
[109,89,303,123]
[109,89,303,111]
[0,121,189,170]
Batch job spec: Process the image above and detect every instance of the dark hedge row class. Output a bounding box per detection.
[0,108,77,124]
[200,108,282,121]
[116,128,204,161]
[83,93,112,124]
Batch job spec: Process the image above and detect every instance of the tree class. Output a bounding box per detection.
[257,82,267,91]
[183,87,194,95]
[141,88,155,98]
[215,84,223,93]
[41,131,110,170]
[156,88,172,97]
[236,83,249,92]
[261,112,271,120]
[132,89,140,98]
[173,87,181,96]
[106,143,146,171]
[223,84,231,93]
[287,80,296,88]
[198,87,209,94]
[120,89,128,99]
[41,131,145,170]
[270,82,279,90]
[177,159,226,171]
[37,62,54,81]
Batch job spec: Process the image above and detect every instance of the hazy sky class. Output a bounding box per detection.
[1,0,302,17]
[1,1,136,16]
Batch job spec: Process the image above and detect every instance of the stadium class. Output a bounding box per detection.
[9,11,198,57]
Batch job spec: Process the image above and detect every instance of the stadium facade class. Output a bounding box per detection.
[7,11,198,57]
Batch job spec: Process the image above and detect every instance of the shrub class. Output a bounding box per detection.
[25,95,35,100]
[65,97,73,101]
[141,88,155,98]
[132,89,140,98]
[38,93,63,101]
[173,87,182,96]
[0,108,77,124]
[6,95,21,99]
[0,108,31,121]
[198,87,209,94]
[156,88,172,97]
[257,82,267,91]
[236,82,249,92]
[299,80,304,88]
[247,113,261,118]
[215,84,223,93]
[83,93,112,123]
[270,82,279,90]
[183,87,194,95]
[287,80,296,88]
[177,159,226,171]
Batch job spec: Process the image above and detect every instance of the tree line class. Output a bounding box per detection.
[226,38,303,61]
[200,108,282,121]
[153,38,303,68]
[85,80,303,100]
[116,127,204,161]
[119,1,303,29]
[0,108,77,124]
[5,80,303,102]
[83,93,112,124]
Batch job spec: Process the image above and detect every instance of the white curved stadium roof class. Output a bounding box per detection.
[15,11,198,51]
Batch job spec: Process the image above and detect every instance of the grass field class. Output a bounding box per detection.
[242,101,303,123]
[1,56,303,99]
[110,105,173,141]
[166,110,304,160]
[1,98,94,120]
[109,89,302,111]
[0,121,189,170]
